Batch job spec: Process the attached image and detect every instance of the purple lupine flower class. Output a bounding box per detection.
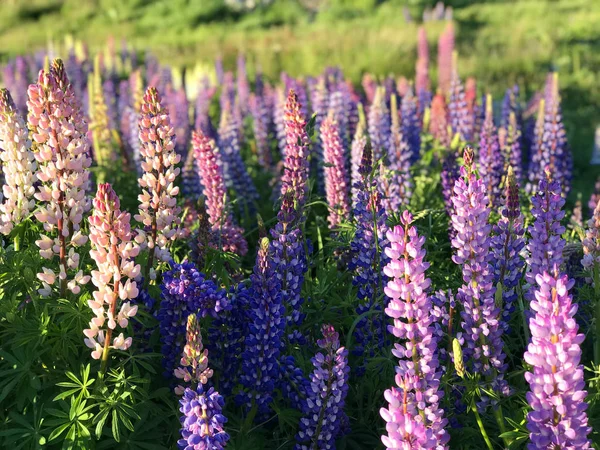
[249,92,272,169]
[349,144,389,366]
[158,262,229,378]
[450,147,508,397]
[308,76,328,191]
[525,99,546,195]
[193,130,248,256]
[102,76,118,131]
[500,111,523,185]
[380,211,449,449]
[540,74,572,196]
[321,115,351,228]
[429,92,451,148]
[237,237,285,418]
[478,94,504,207]
[465,78,479,140]
[167,86,191,158]
[448,61,473,142]
[278,354,309,411]
[501,85,520,130]
[328,87,350,150]
[182,148,202,200]
[402,88,421,165]
[525,171,566,299]
[437,22,454,95]
[441,149,459,216]
[295,325,350,450]
[11,56,30,116]
[270,189,307,344]
[350,105,368,206]
[214,57,224,85]
[217,99,259,215]
[273,87,288,159]
[582,201,600,281]
[368,87,391,164]
[178,385,229,450]
[280,89,311,209]
[194,76,217,139]
[236,54,250,118]
[491,167,525,331]
[524,269,591,449]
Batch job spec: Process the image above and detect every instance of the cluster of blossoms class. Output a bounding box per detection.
[380,211,448,449]
[450,147,508,396]
[437,22,455,95]
[174,314,214,394]
[490,168,525,331]
[135,86,182,274]
[0,88,36,236]
[478,94,504,207]
[429,92,450,147]
[367,87,391,164]
[350,107,368,205]
[321,115,351,228]
[499,111,523,185]
[525,171,566,299]
[237,237,285,418]
[582,201,600,281]
[29,59,92,297]
[524,270,591,448]
[249,91,272,169]
[295,325,349,450]
[158,262,229,378]
[192,130,248,256]
[448,59,473,142]
[84,183,139,361]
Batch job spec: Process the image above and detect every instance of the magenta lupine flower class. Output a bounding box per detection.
[437,22,455,95]
[174,314,214,395]
[429,92,450,147]
[29,59,92,297]
[0,89,36,235]
[295,325,349,450]
[465,77,478,139]
[193,130,248,256]
[135,87,182,276]
[450,147,508,395]
[380,211,449,449]
[280,89,311,209]
[415,26,430,97]
[84,183,140,362]
[367,87,391,164]
[491,167,525,331]
[478,94,504,207]
[524,269,591,449]
[362,73,377,106]
[321,115,351,228]
[525,171,565,299]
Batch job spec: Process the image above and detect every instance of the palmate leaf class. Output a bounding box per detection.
[0,407,47,450]
[45,397,94,449]
[0,344,43,410]
[53,364,95,402]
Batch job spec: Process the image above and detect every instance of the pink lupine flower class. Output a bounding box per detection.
[174,313,214,395]
[321,114,350,228]
[0,89,36,236]
[135,87,182,278]
[85,183,141,367]
[193,130,248,256]
[28,59,92,297]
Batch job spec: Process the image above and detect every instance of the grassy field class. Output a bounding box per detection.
[1,0,599,198]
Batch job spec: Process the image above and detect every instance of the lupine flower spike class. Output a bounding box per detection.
[85,183,139,368]
[380,211,449,449]
[478,94,504,207]
[135,87,182,280]
[582,200,600,364]
[174,314,214,395]
[29,59,92,297]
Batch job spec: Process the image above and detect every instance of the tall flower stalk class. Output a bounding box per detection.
[29,59,92,297]
[380,211,449,449]
[321,114,350,228]
[135,86,182,281]
[0,88,36,241]
[84,183,139,372]
[478,94,504,207]
[582,201,600,364]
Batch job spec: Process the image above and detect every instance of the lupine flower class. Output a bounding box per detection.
[308,76,328,190]
[491,167,525,331]
[524,270,591,449]
[501,85,520,130]
[465,77,478,139]
[174,314,214,394]
[29,59,92,297]
[88,56,116,171]
[249,92,272,169]
[440,149,459,216]
[270,189,307,344]
[525,171,566,299]
[350,104,368,206]
[0,89,36,236]
[135,87,182,276]
[236,54,250,117]
[415,26,430,114]
[525,99,546,195]
[367,87,391,164]
[237,237,285,418]
[295,325,349,450]
[167,86,191,158]
[350,144,389,366]
[450,147,508,396]
[103,76,118,131]
[448,59,473,142]
[321,115,351,228]
[84,183,138,361]
[328,87,350,151]
[182,148,202,199]
[194,76,217,139]
[401,88,421,165]
[437,22,455,95]
[193,130,248,256]
[280,89,311,209]
[380,211,449,449]
[429,91,450,147]
[178,385,229,450]
[278,354,309,411]
[478,94,504,207]
[362,73,377,106]
[582,201,600,281]
[217,100,259,214]
[588,176,600,214]
[158,262,229,378]
[273,87,287,158]
[500,112,523,185]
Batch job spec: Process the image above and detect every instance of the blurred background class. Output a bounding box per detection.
[0,0,599,193]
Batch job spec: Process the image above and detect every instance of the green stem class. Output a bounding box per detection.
[493,406,510,447]
[13,234,20,252]
[517,284,530,344]
[472,403,494,450]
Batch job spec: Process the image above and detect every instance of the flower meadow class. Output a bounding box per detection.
[1,25,600,450]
